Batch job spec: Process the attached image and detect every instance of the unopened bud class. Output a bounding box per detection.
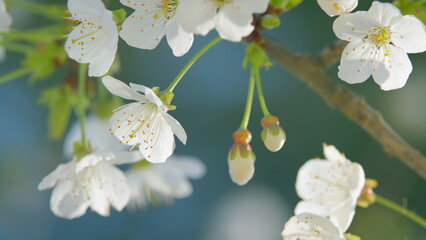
[228,130,256,185]
[261,15,281,29]
[357,178,378,208]
[261,115,286,152]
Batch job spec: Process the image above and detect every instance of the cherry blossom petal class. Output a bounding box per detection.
[160,111,187,144]
[282,213,345,240]
[50,178,89,219]
[228,150,255,185]
[391,15,426,54]
[175,0,216,36]
[38,163,72,190]
[215,5,254,42]
[333,11,374,41]
[102,76,147,102]
[367,1,402,26]
[338,39,374,84]
[166,20,194,57]
[119,8,167,50]
[96,163,130,211]
[234,0,269,13]
[372,45,412,91]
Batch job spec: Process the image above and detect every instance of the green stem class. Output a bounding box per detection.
[375,194,426,229]
[78,64,88,147]
[0,68,31,84]
[164,36,221,92]
[254,67,271,116]
[239,65,256,130]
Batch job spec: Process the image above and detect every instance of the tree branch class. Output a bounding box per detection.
[262,34,426,180]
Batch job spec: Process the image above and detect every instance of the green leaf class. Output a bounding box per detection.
[39,85,79,139]
[23,42,67,82]
[394,0,426,23]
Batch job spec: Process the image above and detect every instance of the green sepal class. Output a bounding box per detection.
[268,124,281,136]
[344,233,361,240]
[261,15,281,29]
[228,144,239,161]
[239,144,250,159]
[261,129,267,142]
[243,42,272,69]
[159,91,175,106]
[270,0,303,11]
[113,9,127,30]
[132,159,152,169]
[73,140,91,159]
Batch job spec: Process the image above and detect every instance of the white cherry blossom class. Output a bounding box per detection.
[0,0,12,61]
[119,0,194,57]
[295,144,365,232]
[175,0,270,42]
[38,150,141,219]
[317,0,358,17]
[281,213,346,240]
[65,0,119,77]
[333,1,426,90]
[102,75,187,163]
[126,155,205,209]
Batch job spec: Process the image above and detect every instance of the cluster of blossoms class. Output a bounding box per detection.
[19,0,421,237]
[282,144,366,240]
[39,115,205,219]
[319,0,426,90]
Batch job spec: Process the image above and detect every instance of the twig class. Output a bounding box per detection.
[262,34,426,180]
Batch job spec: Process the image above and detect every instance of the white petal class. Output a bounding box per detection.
[171,155,206,179]
[328,198,356,232]
[76,152,116,173]
[83,168,110,216]
[119,8,167,50]
[323,144,347,164]
[68,0,106,16]
[175,0,216,36]
[130,82,165,108]
[120,0,157,9]
[166,20,194,57]
[367,1,402,26]
[160,111,187,144]
[337,39,373,84]
[38,162,73,190]
[215,5,254,42]
[87,43,117,77]
[102,76,147,102]
[96,163,131,211]
[317,0,358,17]
[282,213,345,240]
[391,15,426,54]
[50,177,89,219]
[234,0,269,13]
[0,5,12,32]
[372,45,412,91]
[110,151,144,165]
[228,149,255,185]
[333,11,374,41]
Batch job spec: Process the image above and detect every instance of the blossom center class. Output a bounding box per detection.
[366,26,391,47]
[212,0,233,8]
[154,0,179,19]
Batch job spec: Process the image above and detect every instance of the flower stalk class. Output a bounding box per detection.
[164,36,221,93]
[375,194,426,229]
[254,67,270,116]
[239,65,256,130]
[77,63,88,148]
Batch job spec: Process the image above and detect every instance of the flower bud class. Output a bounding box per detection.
[261,115,286,152]
[357,178,378,208]
[261,14,281,29]
[228,130,256,185]
[317,0,358,17]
